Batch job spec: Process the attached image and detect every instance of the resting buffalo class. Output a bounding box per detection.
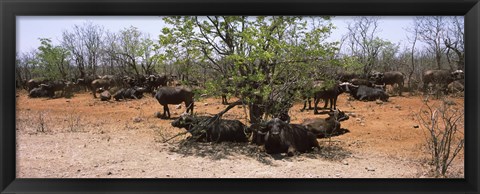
[369,71,404,96]
[121,76,137,87]
[422,70,464,93]
[113,87,147,101]
[350,78,374,87]
[100,91,112,101]
[447,80,464,94]
[28,81,69,98]
[28,84,52,98]
[302,109,350,138]
[348,85,389,102]
[26,77,49,92]
[171,114,249,143]
[254,118,320,156]
[155,86,194,119]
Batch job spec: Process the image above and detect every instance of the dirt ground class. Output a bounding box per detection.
[15,89,464,178]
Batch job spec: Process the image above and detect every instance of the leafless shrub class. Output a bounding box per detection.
[36,110,49,133]
[417,97,464,177]
[67,113,83,132]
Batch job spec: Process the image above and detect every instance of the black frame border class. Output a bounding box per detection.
[1,0,479,193]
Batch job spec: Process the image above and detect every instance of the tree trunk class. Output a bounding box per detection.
[248,95,264,124]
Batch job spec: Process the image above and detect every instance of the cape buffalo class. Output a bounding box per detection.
[171,114,249,143]
[28,84,52,98]
[348,85,389,102]
[312,82,355,114]
[113,86,147,101]
[422,70,464,93]
[302,109,350,138]
[91,79,112,98]
[447,80,464,95]
[76,76,97,92]
[26,77,49,92]
[369,71,404,96]
[155,86,194,119]
[255,118,320,156]
[145,74,169,94]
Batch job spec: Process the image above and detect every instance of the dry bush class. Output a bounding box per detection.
[66,112,83,132]
[36,110,50,133]
[417,97,464,177]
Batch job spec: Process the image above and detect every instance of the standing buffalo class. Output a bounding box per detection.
[221,78,234,105]
[422,70,464,94]
[90,78,113,98]
[171,114,249,143]
[145,74,169,94]
[369,71,404,96]
[155,86,194,119]
[311,82,355,114]
[252,118,319,156]
[76,76,96,92]
[47,80,68,97]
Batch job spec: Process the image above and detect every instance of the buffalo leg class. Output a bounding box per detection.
[222,95,228,105]
[162,105,170,119]
[190,101,194,113]
[301,95,312,111]
[92,87,97,98]
[332,97,338,110]
[398,83,403,96]
[323,98,329,109]
[185,101,194,114]
[301,97,307,111]
[313,97,321,114]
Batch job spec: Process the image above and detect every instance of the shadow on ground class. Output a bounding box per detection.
[167,139,352,165]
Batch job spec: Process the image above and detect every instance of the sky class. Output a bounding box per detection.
[17,16,419,54]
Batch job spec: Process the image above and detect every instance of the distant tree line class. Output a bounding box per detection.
[16,16,464,123]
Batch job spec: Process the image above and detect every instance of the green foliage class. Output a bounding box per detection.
[340,56,364,72]
[115,26,159,75]
[157,16,340,122]
[35,38,70,80]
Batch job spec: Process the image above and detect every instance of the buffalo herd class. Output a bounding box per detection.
[20,69,464,156]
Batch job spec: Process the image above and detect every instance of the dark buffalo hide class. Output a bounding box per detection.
[155,86,194,119]
[253,118,319,156]
[171,115,249,143]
